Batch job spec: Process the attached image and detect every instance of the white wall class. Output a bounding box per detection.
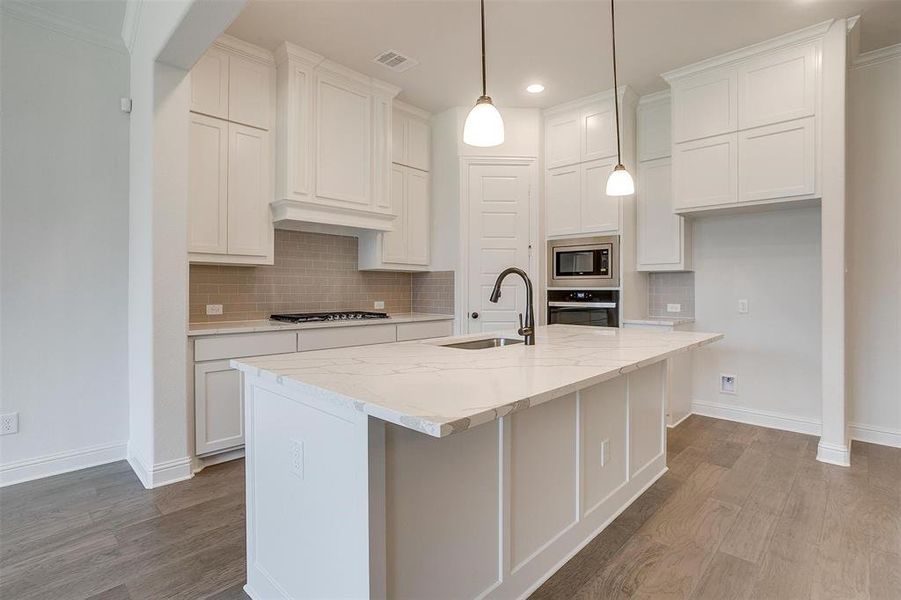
[846,48,901,445]
[690,207,823,429]
[0,14,130,483]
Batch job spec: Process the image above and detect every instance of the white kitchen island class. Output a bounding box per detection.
[231,324,722,600]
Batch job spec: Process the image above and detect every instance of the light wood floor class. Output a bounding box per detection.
[1,416,898,599]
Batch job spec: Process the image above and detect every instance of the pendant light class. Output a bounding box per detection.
[605,0,635,196]
[463,0,504,147]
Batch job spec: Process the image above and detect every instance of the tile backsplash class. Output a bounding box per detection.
[190,230,454,322]
[648,271,695,318]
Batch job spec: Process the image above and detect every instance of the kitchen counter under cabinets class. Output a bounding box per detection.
[189,314,454,458]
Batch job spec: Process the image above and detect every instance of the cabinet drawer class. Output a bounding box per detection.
[299,323,396,351]
[194,331,297,361]
[397,320,453,342]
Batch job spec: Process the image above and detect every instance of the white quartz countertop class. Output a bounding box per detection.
[622,317,696,326]
[231,324,722,438]
[187,312,454,337]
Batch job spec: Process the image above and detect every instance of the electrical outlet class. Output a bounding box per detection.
[666,303,682,313]
[373,300,385,310]
[0,412,19,435]
[206,304,223,316]
[720,374,737,395]
[290,439,304,479]
[600,439,610,467]
[738,299,749,314]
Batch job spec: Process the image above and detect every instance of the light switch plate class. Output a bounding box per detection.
[720,374,737,395]
[666,303,682,313]
[0,412,19,435]
[206,304,223,315]
[374,301,385,309]
[600,439,609,467]
[290,439,304,479]
[738,299,749,314]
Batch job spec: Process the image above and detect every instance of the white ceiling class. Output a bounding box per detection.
[227,0,901,113]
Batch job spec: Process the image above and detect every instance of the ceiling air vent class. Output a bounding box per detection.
[372,50,419,73]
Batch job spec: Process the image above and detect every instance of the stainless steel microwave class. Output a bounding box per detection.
[547,235,620,288]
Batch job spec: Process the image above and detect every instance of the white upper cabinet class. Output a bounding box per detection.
[393,102,431,172]
[381,166,408,264]
[545,112,581,169]
[581,158,620,233]
[670,67,737,143]
[663,23,829,214]
[672,133,738,210]
[546,165,581,237]
[737,44,816,130]
[739,116,815,202]
[404,168,430,264]
[272,43,400,231]
[637,94,672,162]
[581,100,618,162]
[188,37,275,265]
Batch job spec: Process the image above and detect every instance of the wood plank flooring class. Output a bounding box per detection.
[1,416,898,599]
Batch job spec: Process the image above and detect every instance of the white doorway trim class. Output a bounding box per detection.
[458,157,540,335]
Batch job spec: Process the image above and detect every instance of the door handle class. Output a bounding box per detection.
[471,312,479,319]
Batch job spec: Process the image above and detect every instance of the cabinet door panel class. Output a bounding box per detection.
[738,44,817,129]
[383,167,407,263]
[405,169,430,264]
[637,158,683,268]
[638,97,672,161]
[188,114,228,254]
[739,117,815,202]
[581,100,618,162]
[391,113,406,165]
[316,75,371,206]
[546,166,581,237]
[406,118,431,172]
[227,123,271,256]
[672,133,737,209]
[372,96,392,211]
[546,113,581,169]
[672,68,737,142]
[228,55,272,130]
[581,159,620,233]
[195,360,244,455]
[191,48,229,120]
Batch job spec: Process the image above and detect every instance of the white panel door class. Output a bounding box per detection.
[545,112,581,169]
[382,166,407,263]
[190,48,229,120]
[315,74,371,206]
[738,44,817,130]
[739,117,815,202]
[188,114,228,254]
[581,100,618,162]
[405,168,430,264]
[228,54,272,130]
[672,133,738,209]
[637,158,683,268]
[227,123,270,257]
[671,67,737,142]
[545,166,581,237]
[195,360,244,455]
[468,164,531,333]
[581,158,620,233]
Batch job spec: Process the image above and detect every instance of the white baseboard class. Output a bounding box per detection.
[690,400,822,436]
[667,412,692,429]
[127,450,194,489]
[0,441,127,487]
[849,422,901,448]
[816,441,851,466]
[194,447,245,473]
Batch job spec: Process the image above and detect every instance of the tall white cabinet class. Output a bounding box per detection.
[663,23,827,214]
[359,102,432,270]
[636,91,691,272]
[188,36,276,265]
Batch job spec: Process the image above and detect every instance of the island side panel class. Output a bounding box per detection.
[242,375,375,600]
[383,360,669,600]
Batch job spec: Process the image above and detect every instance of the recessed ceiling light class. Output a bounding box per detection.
[526,83,545,94]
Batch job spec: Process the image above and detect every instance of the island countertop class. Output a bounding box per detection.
[230,324,723,438]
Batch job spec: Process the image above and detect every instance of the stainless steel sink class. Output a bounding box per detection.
[440,337,524,350]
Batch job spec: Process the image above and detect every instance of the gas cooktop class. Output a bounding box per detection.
[270,311,389,323]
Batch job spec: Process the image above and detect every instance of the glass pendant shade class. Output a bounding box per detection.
[463,96,504,147]
[605,164,635,196]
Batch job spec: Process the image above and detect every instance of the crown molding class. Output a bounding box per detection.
[543,85,634,116]
[662,19,834,82]
[121,0,142,54]
[393,99,431,120]
[852,43,901,70]
[845,14,860,33]
[2,0,126,54]
[275,41,325,67]
[638,89,670,106]
[214,34,275,66]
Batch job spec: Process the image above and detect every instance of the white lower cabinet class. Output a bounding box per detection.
[623,321,693,427]
[191,319,453,456]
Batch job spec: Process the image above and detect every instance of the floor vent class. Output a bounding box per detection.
[372,50,419,73]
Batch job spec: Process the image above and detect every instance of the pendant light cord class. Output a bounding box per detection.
[480,0,487,97]
[610,0,622,166]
